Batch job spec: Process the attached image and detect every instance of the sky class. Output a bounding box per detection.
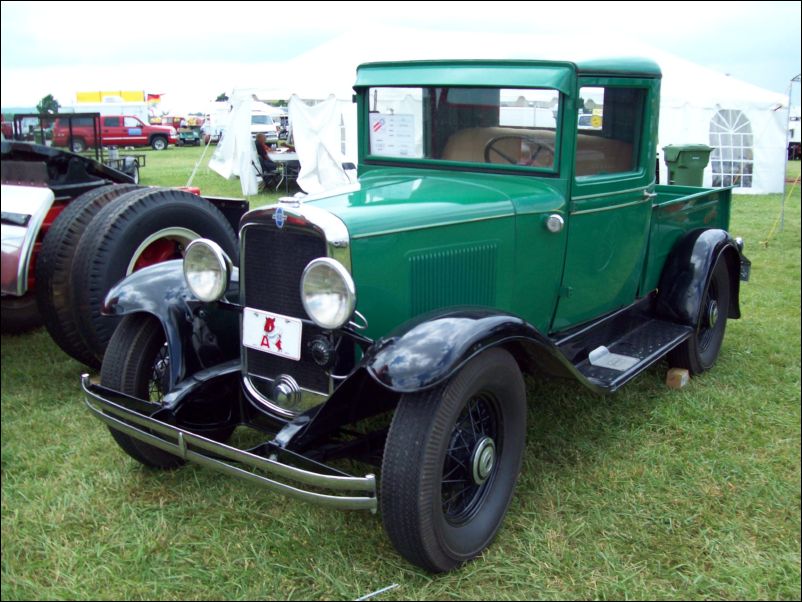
[1,0,800,115]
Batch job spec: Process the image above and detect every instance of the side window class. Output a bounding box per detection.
[103,116,121,127]
[575,86,646,177]
[124,117,140,128]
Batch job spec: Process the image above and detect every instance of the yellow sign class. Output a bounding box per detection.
[76,90,145,103]
[591,115,603,128]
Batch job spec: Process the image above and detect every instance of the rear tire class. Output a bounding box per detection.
[381,348,527,572]
[36,184,140,368]
[101,314,185,468]
[71,188,239,365]
[70,138,86,153]
[668,258,731,374]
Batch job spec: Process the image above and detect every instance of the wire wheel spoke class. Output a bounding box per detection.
[148,343,169,403]
[441,393,499,524]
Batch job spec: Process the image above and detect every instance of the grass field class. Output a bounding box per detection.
[1,149,800,600]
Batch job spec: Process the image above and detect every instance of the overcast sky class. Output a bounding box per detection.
[1,0,800,113]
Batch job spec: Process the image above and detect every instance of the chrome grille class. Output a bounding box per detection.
[241,224,329,396]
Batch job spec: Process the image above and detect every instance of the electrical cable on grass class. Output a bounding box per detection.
[761,174,799,248]
[186,133,213,188]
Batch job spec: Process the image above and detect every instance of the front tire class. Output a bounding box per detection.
[669,258,731,374]
[380,348,527,572]
[101,314,184,468]
[151,136,167,151]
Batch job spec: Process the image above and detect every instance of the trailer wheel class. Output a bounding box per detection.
[71,188,239,365]
[35,184,140,367]
[1,293,42,333]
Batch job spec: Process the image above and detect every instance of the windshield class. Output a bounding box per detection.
[251,114,275,125]
[366,86,561,171]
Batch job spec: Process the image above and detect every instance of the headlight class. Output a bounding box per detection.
[183,239,232,302]
[301,258,356,330]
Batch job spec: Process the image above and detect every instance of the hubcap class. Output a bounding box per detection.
[707,300,719,329]
[471,437,496,485]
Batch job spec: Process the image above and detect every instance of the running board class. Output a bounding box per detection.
[573,320,693,392]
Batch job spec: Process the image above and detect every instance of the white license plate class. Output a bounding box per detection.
[242,308,303,361]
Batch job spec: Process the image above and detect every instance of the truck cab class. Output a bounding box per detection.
[52,114,177,152]
[82,58,750,573]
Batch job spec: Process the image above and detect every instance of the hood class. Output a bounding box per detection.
[305,167,566,239]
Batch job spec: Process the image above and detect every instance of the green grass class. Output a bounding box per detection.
[2,152,800,600]
[135,144,286,208]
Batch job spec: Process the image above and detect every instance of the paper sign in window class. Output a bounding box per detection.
[369,113,417,158]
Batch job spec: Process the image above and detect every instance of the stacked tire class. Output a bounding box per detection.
[36,185,238,369]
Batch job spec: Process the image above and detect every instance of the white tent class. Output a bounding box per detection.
[223,27,789,194]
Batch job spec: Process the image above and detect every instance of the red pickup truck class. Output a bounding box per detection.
[52,115,177,152]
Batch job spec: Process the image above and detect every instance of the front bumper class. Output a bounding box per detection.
[81,375,377,512]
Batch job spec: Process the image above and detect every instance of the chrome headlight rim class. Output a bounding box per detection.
[300,257,356,330]
[183,238,232,302]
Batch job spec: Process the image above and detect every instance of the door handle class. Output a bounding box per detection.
[643,190,658,200]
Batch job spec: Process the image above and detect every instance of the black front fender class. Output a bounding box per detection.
[102,260,240,388]
[656,228,744,326]
[362,308,577,394]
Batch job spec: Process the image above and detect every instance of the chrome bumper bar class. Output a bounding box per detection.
[81,375,377,512]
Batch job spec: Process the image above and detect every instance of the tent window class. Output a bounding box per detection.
[710,109,753,188]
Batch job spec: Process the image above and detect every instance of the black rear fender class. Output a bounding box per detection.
[656,228,745,326]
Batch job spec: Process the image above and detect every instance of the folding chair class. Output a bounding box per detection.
[253,159,282,193]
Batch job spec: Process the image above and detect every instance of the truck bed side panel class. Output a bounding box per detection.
[641,185,733,294]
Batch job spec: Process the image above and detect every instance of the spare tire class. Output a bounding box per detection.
[71,188,239,366]
[35,184,141,367]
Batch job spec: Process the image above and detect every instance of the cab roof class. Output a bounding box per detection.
[354,58,661,95]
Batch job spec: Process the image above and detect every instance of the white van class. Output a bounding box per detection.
[251,103,280,142]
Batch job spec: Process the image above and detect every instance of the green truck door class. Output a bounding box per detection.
[552,79,659,331]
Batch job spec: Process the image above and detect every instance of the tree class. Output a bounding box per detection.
[36,94,60,115]
[215,93,229,102]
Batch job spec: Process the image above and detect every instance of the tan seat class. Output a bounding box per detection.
[441,127,557,167]
[575,134,633,175]
[441,126,634,175]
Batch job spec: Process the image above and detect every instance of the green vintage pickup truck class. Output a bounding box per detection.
[82,58,750,572]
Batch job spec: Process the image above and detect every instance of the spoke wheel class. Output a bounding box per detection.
[101,314,184,468]
[441,394,500,525]
[381,348,526,572]
[669,258,731,374]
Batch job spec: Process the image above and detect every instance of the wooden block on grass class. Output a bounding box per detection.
[666,367,690,389]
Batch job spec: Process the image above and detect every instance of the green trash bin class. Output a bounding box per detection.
[663,144,713,186]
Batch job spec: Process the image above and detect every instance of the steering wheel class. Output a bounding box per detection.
[483,135,555,167]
